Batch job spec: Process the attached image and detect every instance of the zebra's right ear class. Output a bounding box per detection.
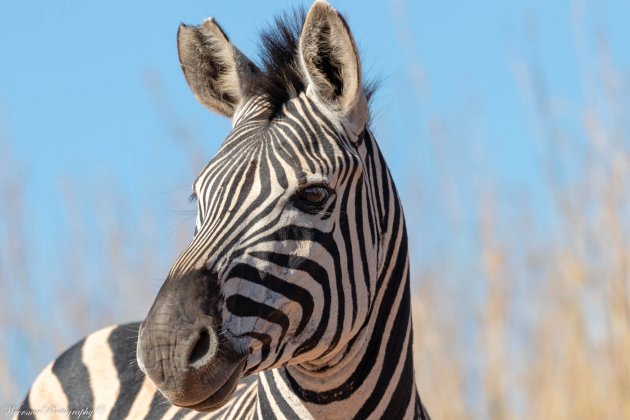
[178,18,260,118]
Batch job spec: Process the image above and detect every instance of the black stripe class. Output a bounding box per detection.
[353,282,412,418]
[51,338,94,413]
[416,391,431,420]
[379,319,416,419]
[242,332,272,374]
[337,163,359,326]
[257,374,276,419]
[266,371,302,420]
[355,181,374,307]
[169,409,190,420]
[226,262,313,337]
[143,390,171,419]
[226,295,290,343]
[107,323,145,420]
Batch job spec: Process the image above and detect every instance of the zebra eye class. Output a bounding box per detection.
[295,186,331,210]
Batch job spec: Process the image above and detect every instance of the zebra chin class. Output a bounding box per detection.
[136,269,248,412]
[160,356,247,412]
[169,358,247,412]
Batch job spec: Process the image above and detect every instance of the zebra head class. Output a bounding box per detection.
[137,1,385,411]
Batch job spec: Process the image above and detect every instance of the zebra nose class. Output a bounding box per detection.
[138,317,221,390]
[187,327,218,369]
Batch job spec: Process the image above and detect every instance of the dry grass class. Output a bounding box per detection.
[409,21,630,420]
[0,113,193,403]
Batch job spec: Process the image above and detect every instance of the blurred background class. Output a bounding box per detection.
[1,0,630,418]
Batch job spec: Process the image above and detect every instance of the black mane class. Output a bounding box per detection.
[254,7,378,120]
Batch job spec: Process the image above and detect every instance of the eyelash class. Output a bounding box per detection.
[189,192,198,203]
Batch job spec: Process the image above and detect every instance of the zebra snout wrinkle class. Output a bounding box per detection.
[138,316,214,383]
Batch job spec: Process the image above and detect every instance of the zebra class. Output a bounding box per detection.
[17,1,430,419]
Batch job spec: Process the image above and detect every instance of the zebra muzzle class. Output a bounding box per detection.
[136,270,247,411]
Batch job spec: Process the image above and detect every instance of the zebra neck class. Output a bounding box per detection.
[254,276,418,418]
[249,130,421,418]
[254,132,419,417]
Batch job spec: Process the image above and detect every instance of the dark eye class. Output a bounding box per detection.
[300,186,329,204]
[294,185,331,212]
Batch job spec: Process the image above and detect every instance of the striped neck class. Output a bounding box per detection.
[253,130,423,419]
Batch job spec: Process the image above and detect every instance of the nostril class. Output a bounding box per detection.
[188,328,216,368]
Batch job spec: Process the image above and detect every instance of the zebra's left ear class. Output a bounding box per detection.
[299,1,368,136]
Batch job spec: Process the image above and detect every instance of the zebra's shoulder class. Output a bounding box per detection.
[17,323,157,419]
[18,323,260,419]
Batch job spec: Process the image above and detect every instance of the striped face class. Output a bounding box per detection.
[137,2,375,411]
[178,93,376,374]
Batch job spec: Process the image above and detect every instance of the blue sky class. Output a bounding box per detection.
[2,0,630,402]
[2,0,615,267]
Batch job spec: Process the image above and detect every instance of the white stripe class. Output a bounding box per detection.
[82,325,118,420]
[28,363,69,419]
[124,376,158,420]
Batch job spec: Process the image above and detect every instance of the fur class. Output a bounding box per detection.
[255,5,378,120]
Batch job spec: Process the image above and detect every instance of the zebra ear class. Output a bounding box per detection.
[299,1,367,129]
[178,18,260,118]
